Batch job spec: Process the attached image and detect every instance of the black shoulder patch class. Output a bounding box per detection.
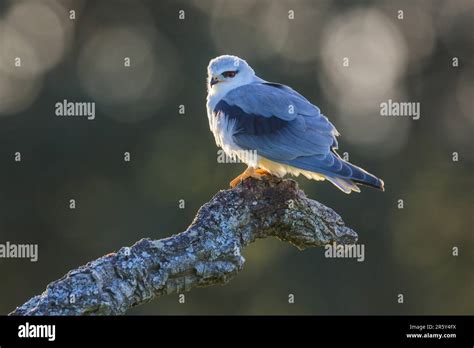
[262,82,286,89]
[214,100,289,136]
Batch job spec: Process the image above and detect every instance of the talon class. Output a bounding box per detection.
[229,168,253,188]
[229,174,244,188]
[255,168,271,176]
[229,167,273,188]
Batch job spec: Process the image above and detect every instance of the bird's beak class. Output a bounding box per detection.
[210,76,220,87]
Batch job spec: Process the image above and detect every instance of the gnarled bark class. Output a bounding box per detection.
[10,176,357,315]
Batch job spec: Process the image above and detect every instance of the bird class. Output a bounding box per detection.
[206,55,384,194]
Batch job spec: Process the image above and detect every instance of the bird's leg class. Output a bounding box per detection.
[230,167,255,188]
[229,167,272,188]
[255,168,272,176]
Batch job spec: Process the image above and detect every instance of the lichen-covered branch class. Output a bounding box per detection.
[10,176,358,316]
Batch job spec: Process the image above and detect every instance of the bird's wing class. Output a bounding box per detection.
[214,82,340,161]
[214,82,384,193]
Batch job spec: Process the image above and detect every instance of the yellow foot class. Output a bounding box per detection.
[229,167,272,188]
[255,168,272,176]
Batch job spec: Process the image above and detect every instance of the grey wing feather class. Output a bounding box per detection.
[214,82,384,193]
[216,82,339,161]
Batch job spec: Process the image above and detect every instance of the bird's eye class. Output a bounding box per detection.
[222,71,237,78]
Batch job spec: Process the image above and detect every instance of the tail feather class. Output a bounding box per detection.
[324,160,385,193]
[281,153,385,194]
[343,161,385,191]
[325,176,361,194]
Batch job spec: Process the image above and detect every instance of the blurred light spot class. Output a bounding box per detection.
[0,0,74,116]
[1,0,69,77]
[381,2,436,69]
[319,9,409,155]
[321,9,407,101]
[0,22,41,77]
[77,26,178,122]
[0,69,42,116]
[279,0,330,63]
[78,27,155,104]
[75,0,179,122]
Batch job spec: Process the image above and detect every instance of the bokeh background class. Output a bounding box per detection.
[0,0,473,315]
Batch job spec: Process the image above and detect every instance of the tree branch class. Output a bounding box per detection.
[9,176,358,316]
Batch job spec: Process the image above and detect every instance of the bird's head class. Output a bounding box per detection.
[207,55,256,96]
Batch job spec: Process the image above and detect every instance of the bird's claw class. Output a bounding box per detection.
[229,168,272,188]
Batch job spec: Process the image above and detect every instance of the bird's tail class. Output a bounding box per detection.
[324,160,385,194]
[281,153,384,194]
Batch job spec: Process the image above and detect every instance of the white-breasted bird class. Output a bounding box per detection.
[206,55,384,193]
